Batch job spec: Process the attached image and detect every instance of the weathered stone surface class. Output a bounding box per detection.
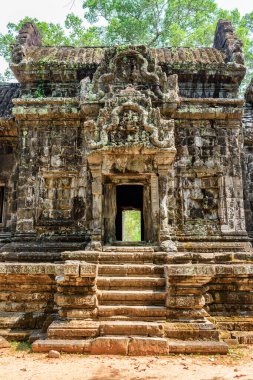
[100,321,164,337]
[32,339,91,353]
[128,337,169,355]
[47,320,99,339]
[90,337,128,355]
[169,340,228,354]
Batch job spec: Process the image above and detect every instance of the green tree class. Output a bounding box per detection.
[0,14,102,81]
[82,0,253,91]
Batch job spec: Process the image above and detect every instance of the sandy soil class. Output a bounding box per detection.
[1,344,253,380]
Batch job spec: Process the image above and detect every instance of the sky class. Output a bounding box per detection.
[0,0,253,74]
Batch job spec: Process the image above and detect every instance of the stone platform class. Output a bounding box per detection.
[1,244,253,354]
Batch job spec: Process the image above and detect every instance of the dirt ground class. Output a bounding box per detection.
[1,344,253,380]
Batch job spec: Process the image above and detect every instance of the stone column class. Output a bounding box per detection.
[16,127,37,235]
[156,157,177,252]
[87,155,103,250]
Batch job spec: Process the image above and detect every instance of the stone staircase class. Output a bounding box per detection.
[97,248,166,322]
[32,246,228,355]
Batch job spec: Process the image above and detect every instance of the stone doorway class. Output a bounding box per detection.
[103,176,156,245]
[115,185,144,242]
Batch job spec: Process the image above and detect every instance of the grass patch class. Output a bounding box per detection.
[10,341,32,352]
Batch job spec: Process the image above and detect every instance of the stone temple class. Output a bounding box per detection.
[0,19,253,355]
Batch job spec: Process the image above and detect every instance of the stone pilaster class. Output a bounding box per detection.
[165,265,214,321]
[55,261,98,319]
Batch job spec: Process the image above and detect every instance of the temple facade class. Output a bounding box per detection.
[0,20,253,354]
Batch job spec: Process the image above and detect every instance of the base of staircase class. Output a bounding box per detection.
[32,336,228,355]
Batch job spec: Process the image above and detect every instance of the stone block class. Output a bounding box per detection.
[100,321,164,337]
[128,337,169,355]
[166,265,215,277]
[166,295,205,309]
[58,308,98,319]
[63,261,79,276]
[90,337,128,355]
[55,294,97,308]
[80,263,97,277]
[47,320,100,339]
[32,339,91,353]
[168,340,228,354]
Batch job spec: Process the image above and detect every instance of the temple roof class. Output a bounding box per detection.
[17,46,226,67]
[0,83,20,119]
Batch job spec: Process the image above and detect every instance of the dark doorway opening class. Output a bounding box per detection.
[115,185,144,241]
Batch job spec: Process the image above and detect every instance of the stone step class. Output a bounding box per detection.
[103,246,155,252]
[98,305,167,319]
[164,321,219,341]
[97,276,166,290]
[32,337,228,355]
[0,329,33,341]
[32,336,169,355]
[32,339,91,354]
[0,311,45,329]
[97,252,155,264]
[231,331,253,344]
[168,340,228,354]
[47,320,100,339]
[47,320,164,339]
[177,241,251,253]
[99,321,164,337]
[209,316,253,332]
[98,290,166,305]
[98,264,164,277]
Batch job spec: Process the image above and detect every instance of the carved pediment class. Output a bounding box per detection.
[81,46,179,103]
[84,94,175,150]
[82,46,178,152]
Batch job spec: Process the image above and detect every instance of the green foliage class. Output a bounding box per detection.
[10,340,32,352]
[82,0,253,91]
[123,210,141,242]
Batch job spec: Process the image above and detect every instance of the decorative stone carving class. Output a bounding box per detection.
[83,46,179,103]
[84,94,175,150]
[12,22,42,64]
[214,19,244,65]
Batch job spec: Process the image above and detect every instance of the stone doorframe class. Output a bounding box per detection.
[86,150,177,251]
[103,174,157,244]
